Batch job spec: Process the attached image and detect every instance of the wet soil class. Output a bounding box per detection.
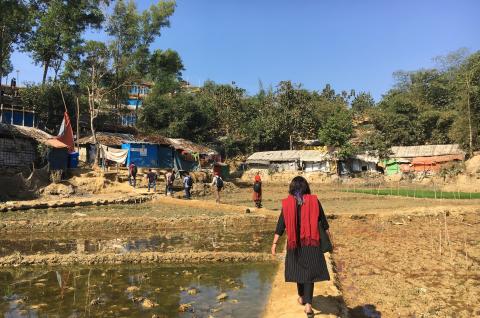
[0,262,277,317]
[0,226,283,257]
[330,213,480,318]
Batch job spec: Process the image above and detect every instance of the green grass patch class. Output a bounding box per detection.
[343,188,480,199]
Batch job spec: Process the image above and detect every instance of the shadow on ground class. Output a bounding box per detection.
[349,304,382,318]
[312,295,381,317]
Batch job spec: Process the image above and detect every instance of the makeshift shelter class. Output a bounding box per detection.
[78,132,136,163]
[410,154,465,173]
[167,138,219,171]
[0,123,68,170]
[122,142,160,168]
[339,153,379,175]
[246,150,335,173]
[385,144,466,175]
[137,135,174,169]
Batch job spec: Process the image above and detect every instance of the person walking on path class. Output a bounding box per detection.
[253,172,262,208]
[146,169,157,192]
[271,176,334,317]
[128,162,137,188]
[165,170,175,196]
[211,172,224,203]
[183,172,193,199]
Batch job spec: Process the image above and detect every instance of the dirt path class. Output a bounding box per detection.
[262,253,347,318]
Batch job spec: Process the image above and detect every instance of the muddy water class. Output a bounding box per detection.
[0,262,276,317]
[0,226,282,257]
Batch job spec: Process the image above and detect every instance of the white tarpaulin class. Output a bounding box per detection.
[100,145,128,164]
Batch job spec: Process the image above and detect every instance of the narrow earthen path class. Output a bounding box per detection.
[263,253,347,318]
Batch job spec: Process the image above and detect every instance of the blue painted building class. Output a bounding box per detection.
[0,106,36,127]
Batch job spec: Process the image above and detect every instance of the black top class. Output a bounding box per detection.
[275,199,331,283]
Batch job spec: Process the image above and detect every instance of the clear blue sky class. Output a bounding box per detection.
[9,0,480,100]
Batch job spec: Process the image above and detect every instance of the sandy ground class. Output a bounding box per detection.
[263,253,347,318]
[331,213,480,318]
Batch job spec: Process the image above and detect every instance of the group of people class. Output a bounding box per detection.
[127,162,225,201]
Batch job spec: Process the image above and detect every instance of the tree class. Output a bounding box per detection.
[24,0,106,84]
[351,92,375,114]
[455,52,480,155]
[66,40,112,165]
[318,109,353,147]
[107,0,175,106]
[0,0,30,81]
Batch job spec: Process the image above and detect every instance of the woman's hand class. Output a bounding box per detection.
[271,243,276,256]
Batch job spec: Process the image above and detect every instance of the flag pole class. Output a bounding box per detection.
[59,85,68,113]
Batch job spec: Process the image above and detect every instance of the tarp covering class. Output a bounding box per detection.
[247,150,331,163]
[390,144,465,158]
[100,145,128,164]
[411,154,465,165]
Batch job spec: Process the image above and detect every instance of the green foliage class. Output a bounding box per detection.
[24,0,106,83]
[351,92,375,114]
[20,83,84,132]
[0,0,30,79]
[318,108,353,148]
[139,92,215,143]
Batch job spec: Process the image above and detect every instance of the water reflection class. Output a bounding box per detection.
[0,263,276,317]
[0,226,281,257]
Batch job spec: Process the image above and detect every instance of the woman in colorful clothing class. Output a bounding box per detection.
[253,172,262,208]
[271,176,333,317]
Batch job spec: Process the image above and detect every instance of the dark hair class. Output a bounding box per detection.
[288,176,311,196]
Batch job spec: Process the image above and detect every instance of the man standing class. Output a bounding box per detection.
[183,172,193,199]
[165,169,175,196]
[128,162,137,188]
[211,172,224,203]
[146,169,157,192]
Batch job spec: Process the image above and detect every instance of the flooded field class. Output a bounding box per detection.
[0,262,277,317]
[0,226,282,257]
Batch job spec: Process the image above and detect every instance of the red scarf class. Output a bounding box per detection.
[282,194,320,250]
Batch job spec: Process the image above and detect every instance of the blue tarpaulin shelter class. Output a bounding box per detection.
[122,142,159,168]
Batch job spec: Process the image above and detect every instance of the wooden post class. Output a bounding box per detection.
[76,97,80,152]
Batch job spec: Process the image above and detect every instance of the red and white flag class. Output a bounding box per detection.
[57,112,75,153]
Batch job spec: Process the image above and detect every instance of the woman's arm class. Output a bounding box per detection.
[318,200,334,249]
[272,212,285,255]
[271,233,280,256]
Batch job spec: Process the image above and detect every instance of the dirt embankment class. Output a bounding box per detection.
[0,251,274,267]
[0,214,274,234]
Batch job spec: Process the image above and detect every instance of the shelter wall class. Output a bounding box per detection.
[0,136,36,168]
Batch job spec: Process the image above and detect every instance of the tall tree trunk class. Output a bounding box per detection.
[466,76,473,157]
[42,58,50,85]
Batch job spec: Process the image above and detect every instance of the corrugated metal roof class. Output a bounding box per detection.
[390,144,465,158]
[247,150,330,162]
[354,153,379,163]
[0,123,67,148]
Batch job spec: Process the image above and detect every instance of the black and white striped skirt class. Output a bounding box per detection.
[284,246,330,283]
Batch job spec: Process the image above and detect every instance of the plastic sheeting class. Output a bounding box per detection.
[100,145,128,164]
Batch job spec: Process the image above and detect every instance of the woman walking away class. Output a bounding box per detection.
[253,172,262,208]
[211,172,224,203]
[271,176,333,317]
